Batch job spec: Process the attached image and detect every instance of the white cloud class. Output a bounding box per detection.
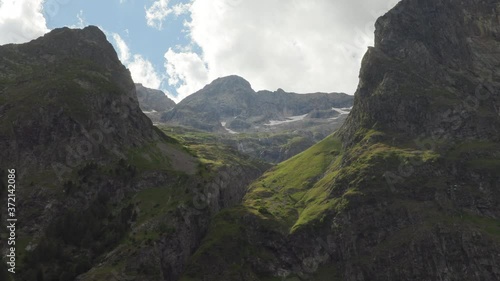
[171,3,191,16]
[164,48,209,101]
[145,0,190,30]
[128,54,162,89]
[145,0,171,30]
[166,0,400,100]
[69,10,85,29]
[76,10,85,27]
[112,33,162,90]
[0,0,49,44]
[112,33,131,62]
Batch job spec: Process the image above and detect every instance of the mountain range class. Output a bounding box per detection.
[1,0,499,280]
[161,75,353,133]
[142,77,354,164]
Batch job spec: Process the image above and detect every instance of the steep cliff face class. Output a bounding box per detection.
[0,28,166,275]
[181,1,500,280]
[75,162,266,281]
[136,83,175,112]
[0,26,158,175]
[0,26,267,281]
[341,0,500,144]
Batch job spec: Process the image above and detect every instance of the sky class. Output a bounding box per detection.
[0,0,400,102]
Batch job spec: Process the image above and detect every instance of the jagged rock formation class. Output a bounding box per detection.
[135,83,175,112]
[0,26,267,281]
[179,0,500,280]
[162,75,353,133]
[135,83,175,123]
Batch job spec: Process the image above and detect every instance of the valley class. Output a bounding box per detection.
[1,0,500,280]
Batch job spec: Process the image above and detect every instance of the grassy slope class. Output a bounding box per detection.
[156,124,324,164]
[181,125,500,280]
[244,135,343,230]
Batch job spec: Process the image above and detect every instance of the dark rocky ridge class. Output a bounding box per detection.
[0,26,157,172]
[135,83,175,113]
[135,83,176,123]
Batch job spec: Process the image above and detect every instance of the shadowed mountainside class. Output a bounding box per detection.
[0,26,268,281]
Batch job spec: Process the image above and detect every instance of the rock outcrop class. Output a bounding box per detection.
[135,83,175,123]
[135,84,175,113]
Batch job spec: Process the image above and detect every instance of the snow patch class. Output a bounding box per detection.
[221,121,238,134]
[265,114,308,126]
[329,107,352,120]
[332,107,352,115]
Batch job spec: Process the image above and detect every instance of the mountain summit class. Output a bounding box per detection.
[163,75,353,132]
[202,75,254,94]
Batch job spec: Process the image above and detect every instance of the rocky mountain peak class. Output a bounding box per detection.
[202,75,254,95]
[22,26,120,64]
[135,83,176,112]
[49,25,108,43]
[0,26,153,171]
[340,0,500,145]
[10,26,134,100]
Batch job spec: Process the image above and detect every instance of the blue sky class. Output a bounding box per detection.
[0,0,400,102]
